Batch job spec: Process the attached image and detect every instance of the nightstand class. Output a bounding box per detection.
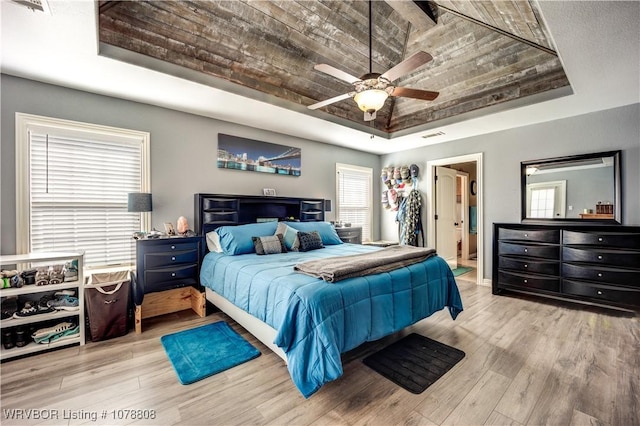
[335,226,363,244]
[134,236,206,333]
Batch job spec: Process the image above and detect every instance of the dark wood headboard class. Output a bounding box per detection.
[194,193,325,235]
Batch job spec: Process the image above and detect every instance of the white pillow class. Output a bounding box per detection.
[206,231,223,253]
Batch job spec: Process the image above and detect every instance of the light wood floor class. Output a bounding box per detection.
[1,278,638,426]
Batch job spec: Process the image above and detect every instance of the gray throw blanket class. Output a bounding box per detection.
[294,245,437,283]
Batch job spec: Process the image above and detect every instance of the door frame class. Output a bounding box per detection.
[426,153,484,286]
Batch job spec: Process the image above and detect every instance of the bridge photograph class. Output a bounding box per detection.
[217,133,301,176]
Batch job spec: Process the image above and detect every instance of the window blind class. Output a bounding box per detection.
[29,132,142,267]
[336,164,372,242]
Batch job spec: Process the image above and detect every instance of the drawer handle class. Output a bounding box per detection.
[523,279,528,283]
[597,290,603,295]
[171,256,176,261]
[597,273,602,277]
[598,237,603,242]
[171,245,176,250]
[597,255,603,260]
[524,248,528,253]
[524,233,528,237]
[524,264,528,268]
[171,272,176,277]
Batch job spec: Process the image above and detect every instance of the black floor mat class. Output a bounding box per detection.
[362,333,465,394]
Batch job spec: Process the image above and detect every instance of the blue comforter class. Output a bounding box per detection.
[199,244,463,397]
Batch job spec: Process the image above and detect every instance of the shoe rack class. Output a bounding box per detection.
[0,252,85,360]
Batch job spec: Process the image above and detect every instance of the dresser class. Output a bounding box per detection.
[134,236,206,333]
[335,226,363,244]
[493,223,640,311]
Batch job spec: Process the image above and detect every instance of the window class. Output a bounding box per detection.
[16,113,150,268]
[336,163,372,242]
[526,180,566,219]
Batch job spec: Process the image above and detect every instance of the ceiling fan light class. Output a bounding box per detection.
[354,89,389,113]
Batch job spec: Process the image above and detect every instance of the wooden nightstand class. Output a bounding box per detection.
[335,226,363,244]
[134,236,206,333]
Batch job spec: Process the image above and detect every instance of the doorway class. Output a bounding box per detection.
[426,153,484,286]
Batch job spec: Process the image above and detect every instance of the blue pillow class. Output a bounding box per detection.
[215,222,279,255]
[284,221,343,245]
[275,222,300,251]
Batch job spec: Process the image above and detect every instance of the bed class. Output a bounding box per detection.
[195,194,463,398]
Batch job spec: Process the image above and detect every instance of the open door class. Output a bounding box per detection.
[435,166,458,269]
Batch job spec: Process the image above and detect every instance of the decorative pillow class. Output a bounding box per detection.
[275,222,300,251]
[215,222,279,255]
[205,231,223,253]
[252,234,287,255]
[284,221,343,245]
[296,231,324,252]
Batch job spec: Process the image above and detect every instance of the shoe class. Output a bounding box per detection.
[13,297,55,319]
[54,289,75,297]
[20,268,37,285]
[32,322,77,344]
[14,327,29,347]
[49,265,64,285]
[1,297,18,320]
[48,295,79,311]
[47,324,80,343]
[2,330,15,350]
[13,301,38,318]
[35,266,50,286]
[63,262,78,282]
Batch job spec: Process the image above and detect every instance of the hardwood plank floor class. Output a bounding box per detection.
[1,279,638,426]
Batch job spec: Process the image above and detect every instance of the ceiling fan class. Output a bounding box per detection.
[308,1,439,121]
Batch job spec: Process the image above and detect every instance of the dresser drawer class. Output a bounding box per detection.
[562,263,639,287]
[144,248,198,268]
[498,242,559,260]
[562,246,640,268]
[499,228,560,243]
[498,270,560,292]
[143,264,198,292]
[563,230,640,249]
[499,256,559,275]
[336,227,362,244]
[562,279,640,307]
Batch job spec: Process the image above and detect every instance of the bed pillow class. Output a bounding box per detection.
[275,222,300,251]
[252,234,287,255]
[205,231,223,253]
[284,221,343,245]
[215,222,279,255]
[297,231,325,252]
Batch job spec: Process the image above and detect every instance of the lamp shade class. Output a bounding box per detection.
[128,193,152,212]
[354,89,389,113]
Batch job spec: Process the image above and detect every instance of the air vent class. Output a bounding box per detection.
[421,131,445,139]
[11,0,49,13]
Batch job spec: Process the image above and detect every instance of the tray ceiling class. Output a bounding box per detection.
[98,0,570,137]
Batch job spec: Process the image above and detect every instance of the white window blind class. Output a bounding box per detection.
[336,163,372,242]
[16,114,150,268]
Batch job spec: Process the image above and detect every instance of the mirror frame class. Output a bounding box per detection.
[521,150,622,225]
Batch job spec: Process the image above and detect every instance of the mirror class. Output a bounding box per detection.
[521,150,621,224]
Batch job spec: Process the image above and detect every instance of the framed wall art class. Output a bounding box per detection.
[217,134,301,176]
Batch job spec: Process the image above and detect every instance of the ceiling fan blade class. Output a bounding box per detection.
[380,51,433,82]
[314,64,361,84]
[391,86,439,101]
[308,93,353,110]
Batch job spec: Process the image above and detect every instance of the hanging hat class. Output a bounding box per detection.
[410,164,420,178]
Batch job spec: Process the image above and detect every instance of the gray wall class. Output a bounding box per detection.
[1,75,380,254]
[381,103,640,281]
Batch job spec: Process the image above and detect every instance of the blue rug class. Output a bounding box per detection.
[452,266,474,277]
[161,321,261,385]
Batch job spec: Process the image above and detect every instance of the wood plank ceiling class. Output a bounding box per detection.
[98,0,570,136]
